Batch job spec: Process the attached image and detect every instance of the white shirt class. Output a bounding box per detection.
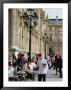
[31,62,37,69]
[23,63,35,72]
[23,63,28,71]
[8,66,14,77]
[29,64,33,71]
[37,58,48,74]
[28,63,34,73]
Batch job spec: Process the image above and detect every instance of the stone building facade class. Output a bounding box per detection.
[8,9,63,59]
[8,9,49,58]
[48,16,63,56]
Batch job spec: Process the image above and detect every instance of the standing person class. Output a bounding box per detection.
[24,61,35,80]
[55,54,63,78]
[58,55,63,78]
[55,54,58,75]
[37,54,48,81]
[49,54,55,69]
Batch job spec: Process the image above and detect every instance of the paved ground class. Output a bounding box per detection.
[34,68,62,81]
[9,68,62,81]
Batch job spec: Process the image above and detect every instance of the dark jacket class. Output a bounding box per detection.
[16,58,25,68]
[56,57,62,68]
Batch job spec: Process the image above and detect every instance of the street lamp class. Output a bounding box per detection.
[21,9,38,61]
[42,32,49,59]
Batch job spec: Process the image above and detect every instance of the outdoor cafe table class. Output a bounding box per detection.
[8,70,38,81]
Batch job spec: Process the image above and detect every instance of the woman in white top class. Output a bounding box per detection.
[8,62,14,77]
[31,57,37,70]
[23,60,35,80]
[37,54,48,81]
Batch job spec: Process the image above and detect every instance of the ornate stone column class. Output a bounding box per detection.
[9,9,19,55]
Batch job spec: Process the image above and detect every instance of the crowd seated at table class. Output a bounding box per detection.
[8,53,37,81]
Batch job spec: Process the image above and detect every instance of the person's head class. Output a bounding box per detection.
[59,54,61,57]
[38,54,42,59]
[31,57,35,62]
[8,61,12,66]
[59,55,62,59]
[21,54,24,59]
[25,60,28,64]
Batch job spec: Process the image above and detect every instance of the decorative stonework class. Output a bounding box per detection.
[9,9,62,58]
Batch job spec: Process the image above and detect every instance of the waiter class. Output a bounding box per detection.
[37,54,48,81]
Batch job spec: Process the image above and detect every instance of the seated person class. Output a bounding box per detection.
[8,62,14,77]
[16,54,25,68]
[24,61,35,80]
[31,57,37,70]
[8,62,20,81]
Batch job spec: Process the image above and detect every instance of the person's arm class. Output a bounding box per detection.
[17,65,22,70]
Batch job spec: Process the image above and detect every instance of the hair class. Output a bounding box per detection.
[59,55,62,59]
[18,53,21,57]
[38,54,42,57]
[21,54,24,57]
[8,61,12,66]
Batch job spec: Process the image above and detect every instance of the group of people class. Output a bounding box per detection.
[8,53,37,80]
[8,53,63,81]
[47,54,63,78]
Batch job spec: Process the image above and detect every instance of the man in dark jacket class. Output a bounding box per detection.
[58,55,63,78]
[55,55,63,78]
